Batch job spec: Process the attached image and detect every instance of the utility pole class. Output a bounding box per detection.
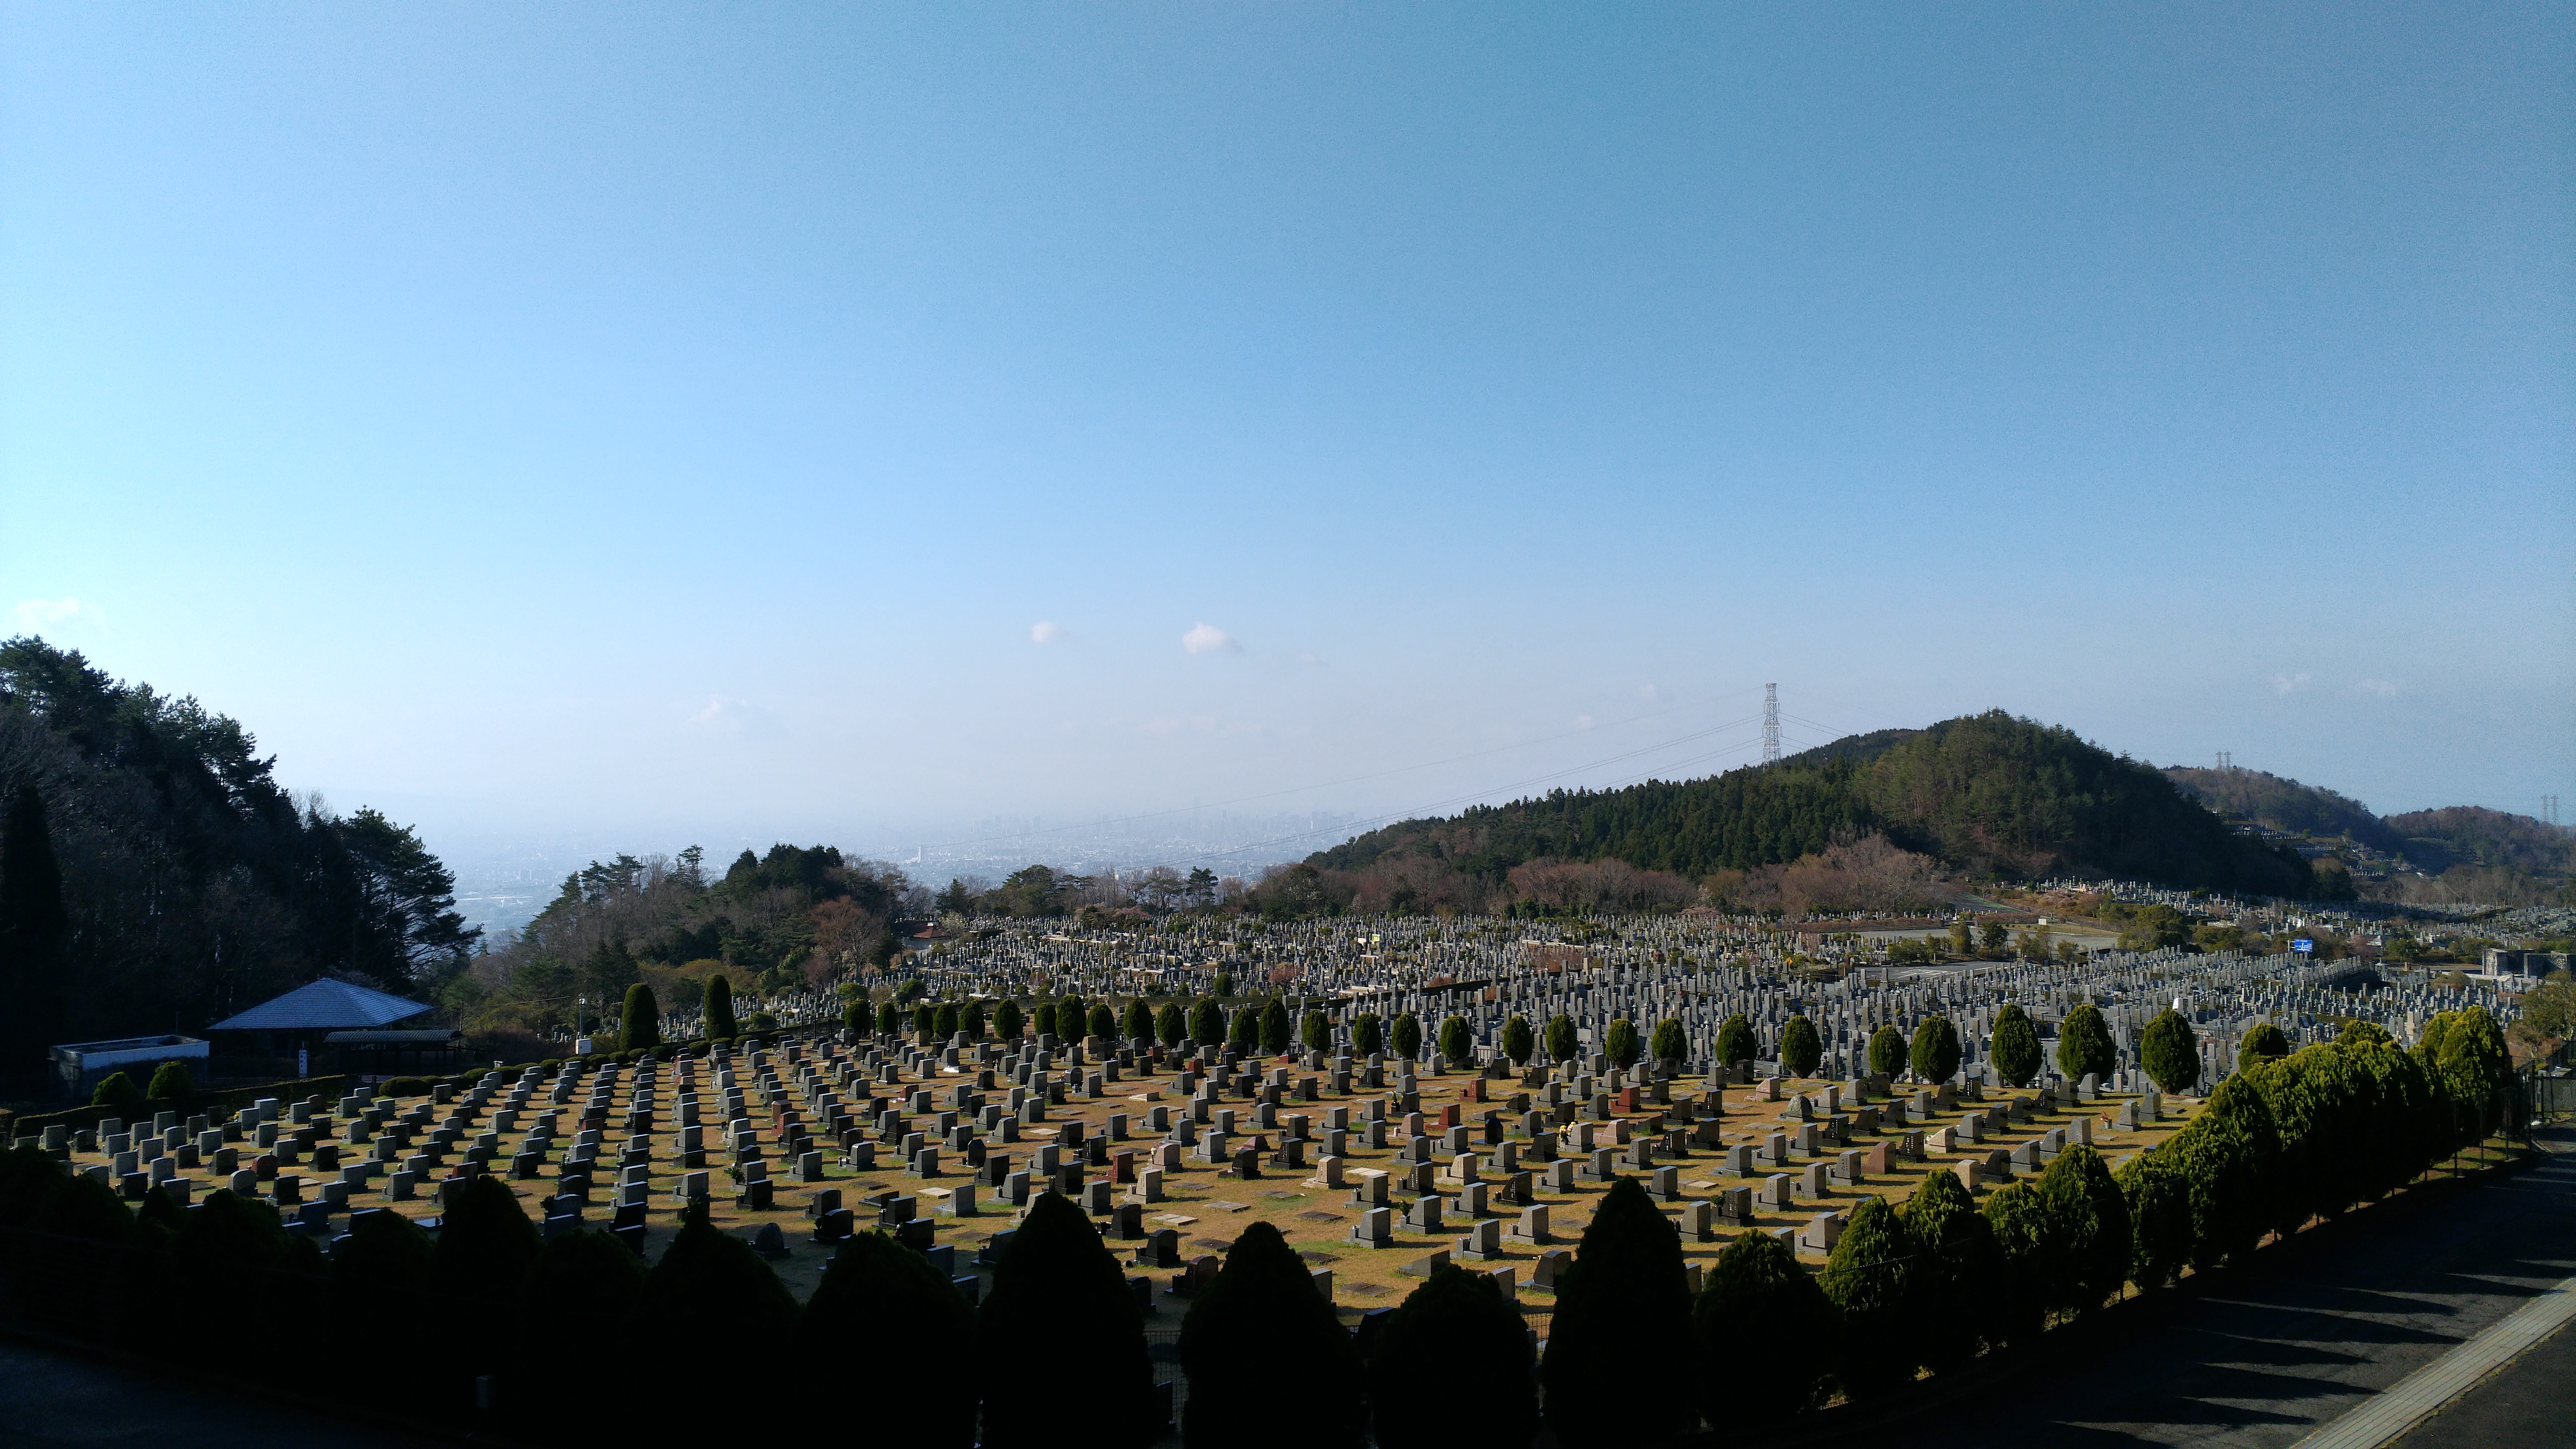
[1762,684,1780,765]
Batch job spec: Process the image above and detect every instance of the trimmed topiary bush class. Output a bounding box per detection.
[634,1201,796,1350]
[1501,1014,1534,1066]
[1694,1228,1834,1425]
[979,1194,1157,1448]
[842,1002,869,1034]
[960,999,986,1040]
[1546,1012,1577,1064]
[144,1060,197,1105]
[517,1228,647,1434]
[2141,1008,2200,1095]
[793,1230,975,1445]
[1779,1015,1821,1079]
[1991,1003,2041,1088]
[1717,1012,1757,1069]
[1899,1167,1999,1369]
[1391,1012,1422,1060]
[1650,1017,1686,1066]
[1604,1017,1642,1070]
[1157,1001,1186,1047]
[1122,999,1154,1041]
[1540,1178,1696,1448]
[1819,1194,1915,1396]
[1438,1014,1472,1065]
[914,1001,940,1038]
[434,1174,541,1309]
[1867,1024,1907,1079]
[1369,1265,1536,1449]
[1189,997,1225,1046]
[2035,1143,2130,1317]
[876,1000,901,1036]
[2057,1003,2117,1083]
[703,974,737,1041]
[1088,1002,1117,1041]
[1349,1009,1382,1057]
[934,1001,961,1039]
[1179,1220,1361,1448]
[1227,1005,1261,1051]
[1301,1009,1330,1053]
[91,1070,146,1115]
[2117,1150,2192,1291]
[2239,1020,2290,1065]
[619,983,661,1052]
[1980,1181,2054,1346]
[1910,1015,1962,1084]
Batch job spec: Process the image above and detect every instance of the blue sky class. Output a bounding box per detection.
[4,4,2569,867]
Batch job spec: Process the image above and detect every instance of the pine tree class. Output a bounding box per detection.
[1694,1228,1835,1426]
[1819,1194,1915,1396]
[1179,1221,1361,1448]
[1546,1013,1578,1064]
[1501,1014,1534,1065]
[1369,1266,1537,1449]
[2056,1003,2117,1083]
[979,1194,1157,1448]
[704,974,738,1040]
[1990,1003,2041,1087]
[1866,1024,1907,1079]
[619,983,661,1052]
[793,1231,976,1445]
[2141,1008,2200,1094]
[1604,1017,1642,1069]
[1780,1015,1822,1078]
[1910,1016,1962,1084]
[1540,1178,1697,1447]
[1716,1013,1757,1069]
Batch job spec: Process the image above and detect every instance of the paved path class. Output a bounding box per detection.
[2388,1314,2576,1448]
[1889,1137,2576,1449]
[0,1338,444,1448]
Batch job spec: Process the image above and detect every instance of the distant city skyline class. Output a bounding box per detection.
[5,5,2568,871]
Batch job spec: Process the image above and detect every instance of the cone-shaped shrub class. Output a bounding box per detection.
[1547,1013,1579,1064]
[915,1001,940,1037]
[1157,1001,1186,1047]
[332,1209,435,1402]
[1541,1178,1696,1448]
[995,998,1023,1041]
[433,1173,541,1308]
[1991,1004,2041,1087]
[2141,1008,2200,1094]
[1867,1025,1907,1080]
[1900,1167,1998,1368]
[980,1193,1157,1449]
[1502,1014,1534,1066]
[2034,1144,2130,1316]
[1259,997,1291,1054]
[1650,1016,1687,1066]
[634,1201,796,1345]
[1123,999,1154,1040]
[794,1230,976,1446]
[1780,1015,1822,1079]
[2239,1020,2289,1065]
[91,1070,145,1114]
[517,1228,647,1433]
[2338,1019,2393,1049]
[1180,1220,1361,1448]
[1302,1008,1330,1053]
[1438,1014,1472,1064]
[1716,1013,1756,1070]
[2057,1003,2117,1083]
[1350,1009,1382,1056]
[935,1000,961,1038]
[1090,1002,1118,1040]
[1910,1016,1961,1084]
[29,1172,134,1341]
[1228,1005,1261,1051]
[1189,998,1225,1045]
[1819,1194,1915,1396]
[1605,1017,1642,1069]
[842,1002,868,1033]
[704,974,737,1040]
[875,1000,900,1035]
[1981,1182,2054,1346]
[1694,1228,1833,1426]
[0,1144,63,1229]
[1392,1012,1422,1059]
[1369,1265,1536,1449]
[1059,993,1088,1038]
[961,999,986,1040]
[145,1060,197,1105]
[620,983,661,1052]
[2116,1152,2191,1291]
[173,1190,290,1375]
[2167,1070,2281,1268]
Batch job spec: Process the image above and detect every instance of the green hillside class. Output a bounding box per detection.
[1311,710,2315,896]
[2162,766,2407,854]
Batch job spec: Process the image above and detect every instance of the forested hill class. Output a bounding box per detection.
[2162,766,2406,853]
[0,638,476,1076]
[2385,806,2576,879]
[1309,710,2315,896]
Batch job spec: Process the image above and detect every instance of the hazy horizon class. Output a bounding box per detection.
[7,6,2569,881]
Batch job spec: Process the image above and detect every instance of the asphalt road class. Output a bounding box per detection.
[2390,1313,2576,1449]
[1889,1135,2576,1449]
[0,1340,445,1449]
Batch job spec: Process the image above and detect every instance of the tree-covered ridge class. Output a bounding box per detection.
[1311,711,2315,896]
[2162,766,2407,854]
[0,637,475,1073]
[2385,806,2575,879]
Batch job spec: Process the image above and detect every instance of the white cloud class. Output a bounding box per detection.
[687,695,785,739]
[2269,672,2314,697]
[1030,620,1071,645]
[11,596,96,630]
[1181,622,1241,655]
[2356,678,2405,699]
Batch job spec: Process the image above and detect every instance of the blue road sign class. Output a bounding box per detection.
[2292,938,2314,954]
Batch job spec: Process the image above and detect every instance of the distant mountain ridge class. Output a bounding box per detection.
[1310,710,2316,896]
[2162,766,2407,854]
